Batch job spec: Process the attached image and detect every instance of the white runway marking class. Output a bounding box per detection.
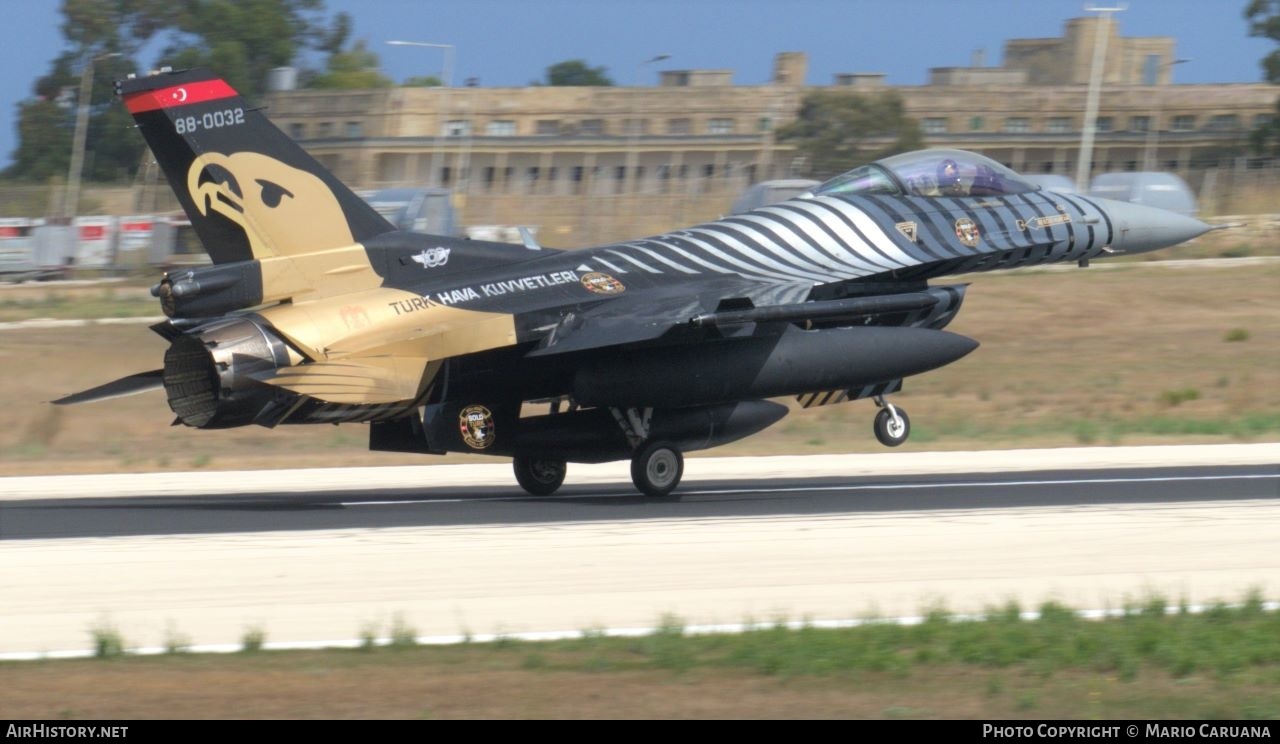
[338,472,1279,506]
[4,443,1274,501]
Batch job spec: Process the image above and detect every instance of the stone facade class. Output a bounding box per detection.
[253,18,1276,242]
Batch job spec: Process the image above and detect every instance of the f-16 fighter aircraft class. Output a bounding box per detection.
[56,68,1215,498]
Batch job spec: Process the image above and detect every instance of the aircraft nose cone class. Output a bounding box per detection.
[1099,198,1213,254]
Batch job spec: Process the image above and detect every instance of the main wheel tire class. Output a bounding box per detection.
[630,441,684,499]
[873,407,911,447]
[513,455,567,496]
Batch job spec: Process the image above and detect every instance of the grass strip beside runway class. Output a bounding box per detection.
[3,593,1278,719]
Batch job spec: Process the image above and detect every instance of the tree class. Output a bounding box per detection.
[158,0,335,99]
[5,0,352,183]
[545,59,613,86]
[775,90,923,179]
[307,39,393,89]
[402,75,443,87]
[1247,0,1280,81]
[1246,0,1280,154]
[5,49,142,182]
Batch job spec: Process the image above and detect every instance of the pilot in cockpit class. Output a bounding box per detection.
[937,159,968,197]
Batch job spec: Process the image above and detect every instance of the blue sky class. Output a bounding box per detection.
[0,0,1272,170]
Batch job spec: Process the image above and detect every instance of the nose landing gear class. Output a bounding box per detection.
[872,396,910,447]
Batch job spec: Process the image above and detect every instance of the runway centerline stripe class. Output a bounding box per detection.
[337,473,1278,506]
[684,473,1278,495]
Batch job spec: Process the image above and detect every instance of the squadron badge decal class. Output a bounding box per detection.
[459,405,495,450]
[581,272,626,295]
[895,221,918,242]
[411,246,450,269]
[954,217,981,248]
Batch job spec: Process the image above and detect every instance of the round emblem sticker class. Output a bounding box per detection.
[458,404,495,450]
[581,272,626,295]
[954,217,981,248]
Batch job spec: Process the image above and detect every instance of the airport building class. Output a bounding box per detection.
[254,17,1274,241]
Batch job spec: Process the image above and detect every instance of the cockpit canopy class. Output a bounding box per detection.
[808,149,1040,199]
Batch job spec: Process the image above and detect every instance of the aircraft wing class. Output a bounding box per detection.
[526,276,811,357]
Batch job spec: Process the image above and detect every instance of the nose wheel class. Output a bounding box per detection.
[513,455,567,496]
[631,440,684,499]
[873,400,910,447]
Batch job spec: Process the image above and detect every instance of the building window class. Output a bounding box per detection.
[758,117,773,132]
[535,119,560,135]
[289,122,306,139]
[1143,54,1161,85]
[345,121,362,138]
[486,120,516,136]
[1004,117,1030,134]
[969,116,984,131]
[667,118,691,135]
[1047,117,1072,134]
[317,122,333,137]
[1094,117,1113,133]
[443,120,471,137]
[1130,116,1151,133]
[622,118,648,135]
[1254,114,1274,129]
[708,118,734,134]
[1208,114,1240,131]
[526,166,540,182]
[580,119,605,135]
[922,117,947,134]
[1172,115,1196,132]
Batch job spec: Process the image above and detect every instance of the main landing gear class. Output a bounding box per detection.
[513,455,567,496]
[630,440,684,499]
[512,406,689,499]
[612,406,684,498]
[512,443,685,499]
[872,396,910,447]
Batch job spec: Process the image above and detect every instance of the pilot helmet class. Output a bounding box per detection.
[939,159,961,189]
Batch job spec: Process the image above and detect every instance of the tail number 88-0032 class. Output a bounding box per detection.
[176,108,245,134]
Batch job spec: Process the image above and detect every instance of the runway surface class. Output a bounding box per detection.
[0,446,1276,657]
[1,465,1276,540]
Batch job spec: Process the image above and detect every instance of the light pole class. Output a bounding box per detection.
[64,51,120,219]
[387,41,455,189]
[626,54,669,195]
[1143,58,1189,171]
[1075,4,1126,192]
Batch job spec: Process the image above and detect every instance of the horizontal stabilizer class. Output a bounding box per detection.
[255,356,432,405]
[53,370,164,405]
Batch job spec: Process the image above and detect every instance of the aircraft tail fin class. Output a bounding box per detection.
[118,68,395,265]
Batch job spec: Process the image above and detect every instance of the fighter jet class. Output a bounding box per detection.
[56,68,1214,498]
